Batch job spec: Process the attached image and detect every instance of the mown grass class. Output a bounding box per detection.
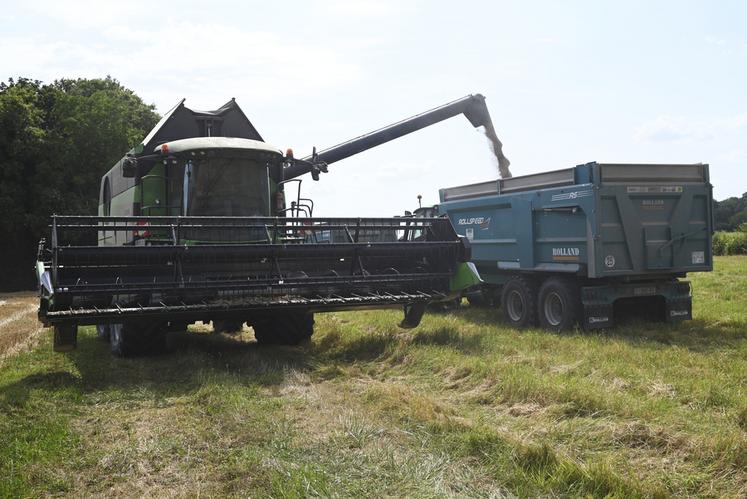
[1,256,746,497]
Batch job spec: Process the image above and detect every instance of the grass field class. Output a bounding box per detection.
[1,257,746,497]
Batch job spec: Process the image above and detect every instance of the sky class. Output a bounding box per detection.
[1,0,746,216]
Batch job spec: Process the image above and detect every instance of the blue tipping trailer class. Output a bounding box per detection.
[437,162,714,330]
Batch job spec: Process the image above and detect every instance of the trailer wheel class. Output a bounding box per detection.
[213,320,244,334]
[252,311,314,345]
[500,276,538,328]
[537,278,579,332]
[96,324,111,342]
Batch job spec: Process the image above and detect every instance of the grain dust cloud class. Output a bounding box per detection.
[481,123,512,178]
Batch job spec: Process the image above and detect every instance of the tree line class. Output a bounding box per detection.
[713,192,747,231]
[0,77,159,291]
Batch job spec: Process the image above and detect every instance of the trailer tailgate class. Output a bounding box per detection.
[595,163,713,276]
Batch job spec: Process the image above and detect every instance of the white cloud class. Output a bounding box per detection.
[316,0,410,16]
[634,117,715,142]
[0,20,363,111]
[716,149,747,163]
[21,0,149,28]
[634,114,747,143]
[704,35,727,46]
[534,37,558,44]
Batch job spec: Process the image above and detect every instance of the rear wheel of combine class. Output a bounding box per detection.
[537,277,580,332]
[213,320,244,334]
[110,321,167,357]
[466,288,491,307]
[96,324,111,342]
[500,276,538,328]
[252,311,314,345]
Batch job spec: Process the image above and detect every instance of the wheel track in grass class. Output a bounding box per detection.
[0,304,36,329]
[0,293,43,362]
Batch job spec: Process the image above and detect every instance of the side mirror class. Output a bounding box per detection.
[122,155,138,178]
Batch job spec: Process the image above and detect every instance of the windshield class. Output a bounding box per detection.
[184,156,270,216]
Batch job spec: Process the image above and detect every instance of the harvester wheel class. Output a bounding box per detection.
[96,324,111,342]
[500,276,538,328]
[110,321,168,357]
[53,324,78,352]
[213,320,244,334]
[110,323,137,356]
[166,321,189,334]
[252,311,314,345]
[537,278,580,332]
[466,288,492,307]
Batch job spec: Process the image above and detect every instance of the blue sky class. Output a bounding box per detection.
[1,0,745,216]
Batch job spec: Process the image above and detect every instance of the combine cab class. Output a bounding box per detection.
[37,95,500,355]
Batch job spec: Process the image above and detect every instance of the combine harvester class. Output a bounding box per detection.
[36,95,500,355]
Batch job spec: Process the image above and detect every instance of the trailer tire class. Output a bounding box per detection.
[537,278,579,332]
[501,276,538,328]
[213,320,244,334]
[252,311,314,345]
[96,324,111,342]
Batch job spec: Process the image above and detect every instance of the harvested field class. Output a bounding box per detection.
[0,292,42,363]
[1,257,746,497]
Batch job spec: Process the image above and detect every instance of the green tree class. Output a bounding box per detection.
[0,77,159,290]
[713,193,747,231]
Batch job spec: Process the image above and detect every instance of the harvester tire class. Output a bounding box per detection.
[252,311,314,345]
[501,276,538,328]
[53,324,78,352]
[96,324,111,342]
[213,320,244,334]
[428,298,461,313]
[467,289,492,307]
[538,278,580,332]
[110,322,168,357]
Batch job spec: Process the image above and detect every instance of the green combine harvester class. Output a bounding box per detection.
[36,95,497,356]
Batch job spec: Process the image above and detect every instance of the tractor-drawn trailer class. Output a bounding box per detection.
[438,162,714,330]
